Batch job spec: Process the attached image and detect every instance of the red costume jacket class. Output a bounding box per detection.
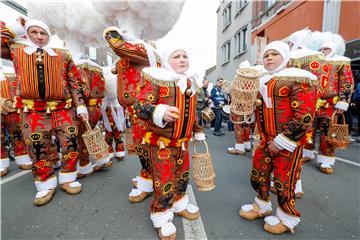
[1,21,85,112]
[133,67,203,147]
[257,68,317,151]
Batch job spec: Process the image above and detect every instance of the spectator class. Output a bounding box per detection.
[210,78,226,136]
[196,79,210,127]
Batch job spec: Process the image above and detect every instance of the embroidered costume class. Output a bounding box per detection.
[133,44,205,239]
[240,41,317,234]
[313,41,353,173]
[0,66,32,176]
[75,57,112,178]
[103,26,160,202]
[282,29,331,197]
[1,19,87,205]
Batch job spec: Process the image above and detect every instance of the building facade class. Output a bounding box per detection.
[206,0,253,83]
[251,0,360,67]
[207,0,360,83]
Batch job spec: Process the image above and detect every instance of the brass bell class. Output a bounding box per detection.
[185,88,193,96]
[159,141,165,149]
[46,107,51,114]
[111,68,118,74]
[307,138,313,144]
[23,105,29,112]
[255,99,263,107]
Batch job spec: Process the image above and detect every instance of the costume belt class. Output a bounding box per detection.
[87,98,103,106]
[14,96,72,113]
[316,96,339,109]
[142,132,189,150]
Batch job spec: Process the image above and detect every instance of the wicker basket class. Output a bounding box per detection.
[125,127,136,153]
[201,107,215,123]
[230,68,260,116]
[82,120,110,161]
[326,113,350,149]
[192,141,216,191]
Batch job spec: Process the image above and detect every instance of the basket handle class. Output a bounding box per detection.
[193,140,209,154]
[331,112,345,125]
[230,113,245,124]
[84,120,92,131]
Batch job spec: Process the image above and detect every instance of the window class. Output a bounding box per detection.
[241,27,247,51]
[222,41,231,64]
[234,26,248,56]
[266,0,276,9]
[235,0,248,13]
[89,47,97,60]
[223,4,232,29]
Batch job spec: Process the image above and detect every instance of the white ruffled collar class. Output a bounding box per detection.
[175,72,202,96]
[142,67,202,96]
[24,39,57,57]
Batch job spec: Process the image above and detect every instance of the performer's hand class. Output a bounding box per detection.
[79,113,89,122]
[0,98,14,114]
[268,140,280,155]
[163,106,180,123]
[334,109,345,114]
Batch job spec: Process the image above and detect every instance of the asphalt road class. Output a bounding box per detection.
[1,127,360,240]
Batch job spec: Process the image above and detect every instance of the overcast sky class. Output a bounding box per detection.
[1,0,218,75]
[158,0,219,76]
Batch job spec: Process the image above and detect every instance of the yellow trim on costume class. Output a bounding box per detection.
[143,132,189,147]
[77,63,103,73]
[288,54,325,67]
[141,72,178,87]
[274,76,318,87]
[18,98,72,111]
[316,96,339,109]
[88,98,103,106]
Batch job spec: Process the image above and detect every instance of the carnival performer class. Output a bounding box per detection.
[227,115,253,155]
[285,29,328,198]
[239,41,317,234]
[103,26,160,203]
[102,65,126,161]
[227,62,260,155]
[1,18,88,206]
[311,38,353,173]
[133,45,205,239]
[0,65,32,176]
[75,55,112,178]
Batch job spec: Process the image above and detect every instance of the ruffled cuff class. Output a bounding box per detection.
[274,134,297,152]
[194,132,206,141]
[76,105,88,117]
[152,104,169,128]
[335,101,349,111]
